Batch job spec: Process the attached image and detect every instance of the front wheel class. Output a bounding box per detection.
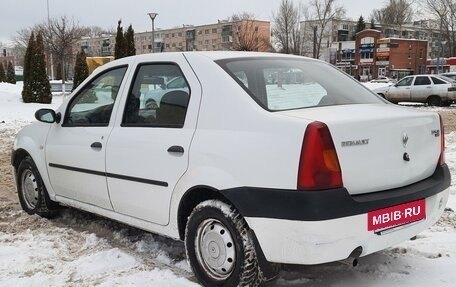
[185,200,264,287]
[17,156,59,218]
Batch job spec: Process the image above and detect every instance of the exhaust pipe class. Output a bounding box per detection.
[338,246,362,267]
[338,257,359,267]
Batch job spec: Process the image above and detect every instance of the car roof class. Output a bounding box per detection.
[94,51,319,74]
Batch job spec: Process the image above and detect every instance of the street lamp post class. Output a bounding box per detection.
[46,0,54,80]
[148,12,158,53]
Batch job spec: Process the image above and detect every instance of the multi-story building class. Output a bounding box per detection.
[355,29,427,80]
[77,19,270,57]
[301,18,444,62]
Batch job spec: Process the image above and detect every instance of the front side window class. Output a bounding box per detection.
[217,57,383,111]
[123,64,190,127]
[396,77,413,87]
[64,66,127,126]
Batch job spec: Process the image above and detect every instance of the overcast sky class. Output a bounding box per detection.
[0,0,386,44]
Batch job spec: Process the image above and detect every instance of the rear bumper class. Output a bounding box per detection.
[221,164,450,265]
[246,188,449,264]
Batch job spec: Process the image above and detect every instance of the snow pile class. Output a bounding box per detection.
[0,82,63,129]
[0,82,455,286]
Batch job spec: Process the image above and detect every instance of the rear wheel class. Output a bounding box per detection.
[17,156,59,218]
[427,96,442,107]
[185,200,264,287]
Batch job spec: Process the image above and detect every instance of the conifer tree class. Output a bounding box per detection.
[33,33,52,103]
[6,61,16,84]
[114,20,127,59]
[125,25,136,56]
[72,50,89,91]
[0,63,5,82]
[355,16,366,34]
[22,32,35,103]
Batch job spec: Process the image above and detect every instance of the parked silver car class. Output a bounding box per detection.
[373,74,456,106]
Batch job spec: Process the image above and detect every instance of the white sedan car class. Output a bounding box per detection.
[373,74,456,106]
[12,52,450,287]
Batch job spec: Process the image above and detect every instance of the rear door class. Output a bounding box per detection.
[411,75,432,102]
[106,54,201,225]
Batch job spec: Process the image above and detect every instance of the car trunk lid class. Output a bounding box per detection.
[278,104,442,195]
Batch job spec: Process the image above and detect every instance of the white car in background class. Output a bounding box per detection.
[373,74,456,106]
[12,52,450,287]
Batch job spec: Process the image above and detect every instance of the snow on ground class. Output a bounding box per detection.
[0,82,455,286]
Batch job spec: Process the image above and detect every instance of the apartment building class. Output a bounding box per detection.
[77,19,270,57]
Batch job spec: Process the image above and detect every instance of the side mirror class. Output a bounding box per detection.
[35,109,61,124]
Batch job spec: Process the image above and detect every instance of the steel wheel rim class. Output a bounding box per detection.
[195,218,236,280]
[21,169,39,210]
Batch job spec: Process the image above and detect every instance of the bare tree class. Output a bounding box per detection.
[231,12,270,51]
[422,0,456,57]
[371,0,415,35]
[11,27,39,66]
[39,16,85,95]
[308,0,345,59]
[272,0,304,55]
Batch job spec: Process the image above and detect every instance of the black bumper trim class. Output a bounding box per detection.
[221,164,450,221]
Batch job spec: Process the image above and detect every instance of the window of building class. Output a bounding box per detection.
[172,43,176,47]
[197,30,202,35]
[205,40,209,44]
[222,35,230,43]
[342,24,349,30]
[172,33,175,38]
[212,28,217,33]
[178,32,182,37]
[205,29,209,34]
[212,39,217,44]
[122,64,190,128]
[419,49,424,59]
[408,47,412,59]
[165,34,169,38]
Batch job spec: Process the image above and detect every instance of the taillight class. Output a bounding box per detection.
[439,114,445,165]
[297,121,343,190]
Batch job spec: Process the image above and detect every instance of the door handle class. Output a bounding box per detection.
[91,142,102,149]
[167,145,184,154]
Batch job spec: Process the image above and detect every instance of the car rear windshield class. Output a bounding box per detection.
[216,57,384,111]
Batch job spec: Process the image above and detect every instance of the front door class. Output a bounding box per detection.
[46,66,128,209]
[387,76,413,102]
[106,56,201,225]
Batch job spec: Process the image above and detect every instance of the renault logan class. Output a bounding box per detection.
[12,52,450,287]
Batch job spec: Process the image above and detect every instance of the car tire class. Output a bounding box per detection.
[185,200,264,287]
[442,101,452,107]
[427,96,442,107]
[17,156,59,218]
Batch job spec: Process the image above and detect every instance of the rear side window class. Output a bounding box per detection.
[217,57,383,111]
[122,63,190,128]
[414,76,431,86]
